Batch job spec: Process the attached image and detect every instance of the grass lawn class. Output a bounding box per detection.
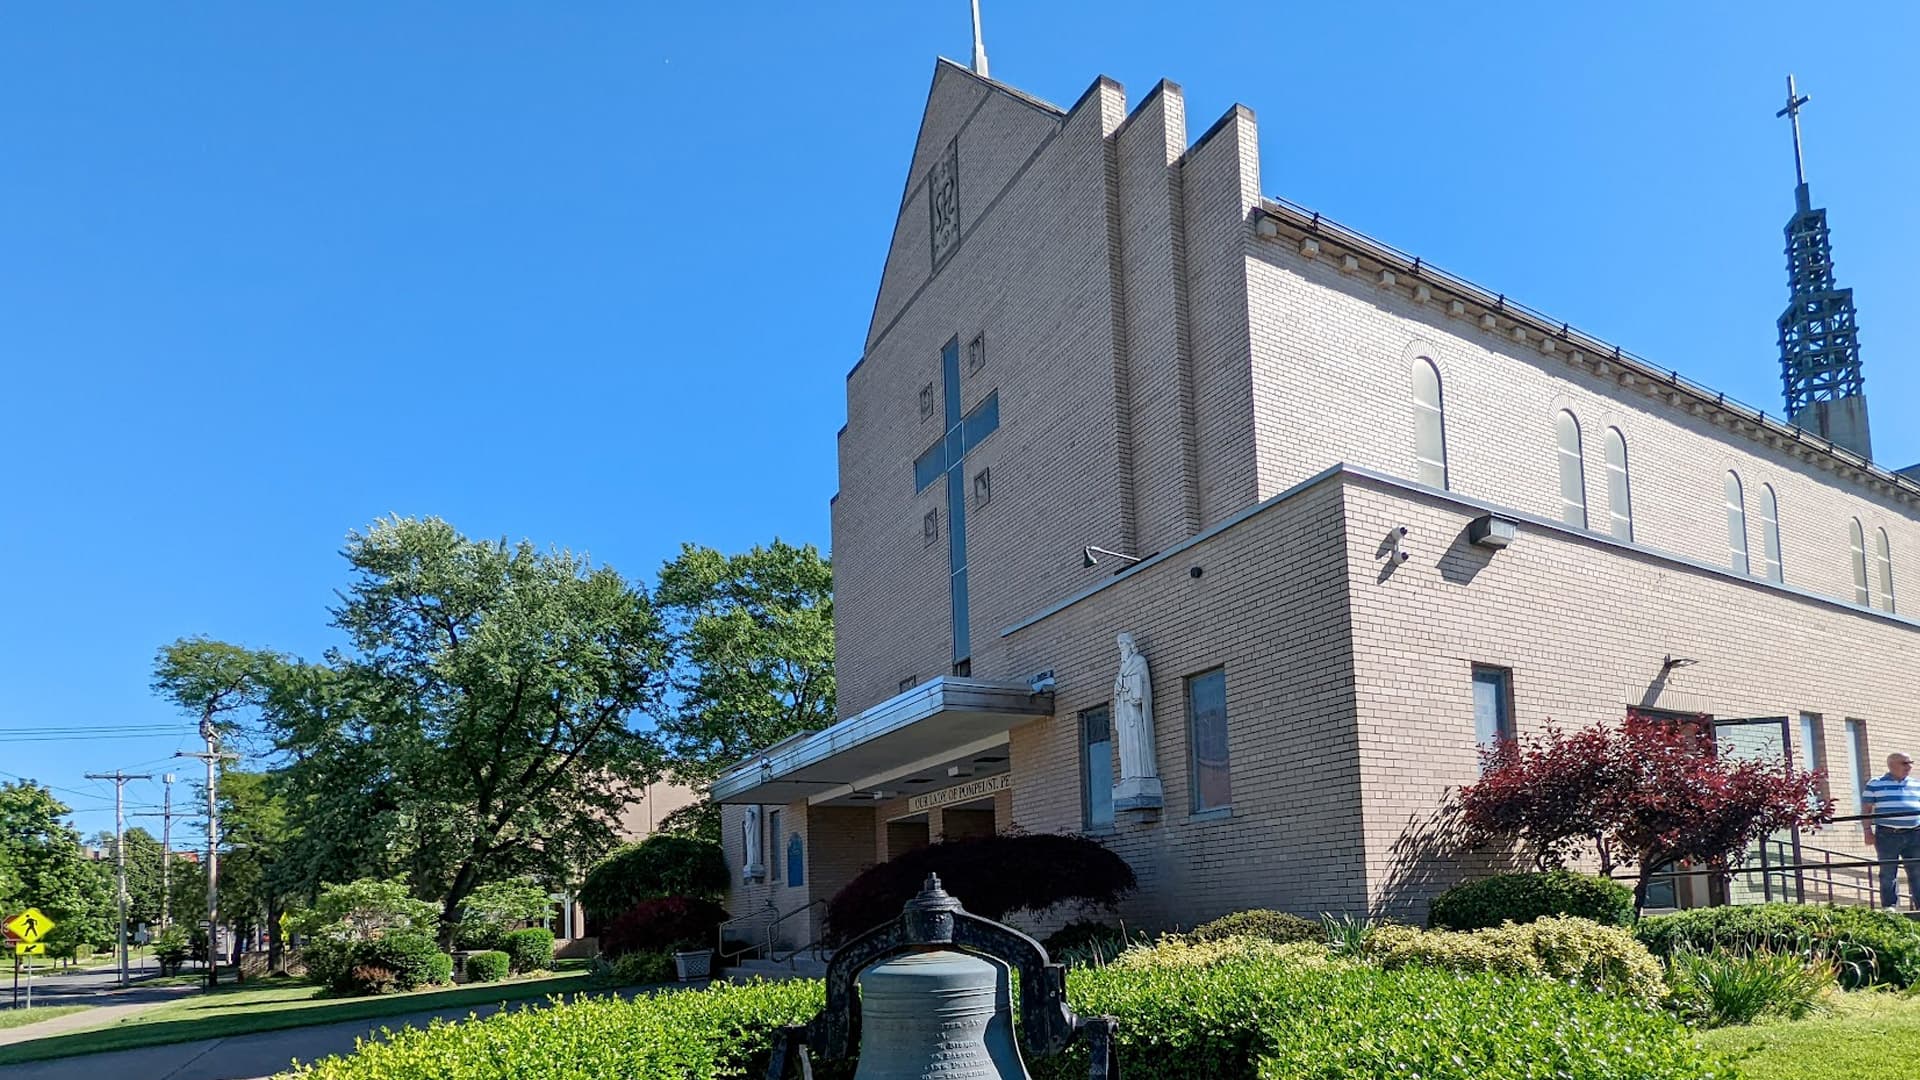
[1695,991,1920,1080]
[0,969,593,1065]
[0,1006,92,1031]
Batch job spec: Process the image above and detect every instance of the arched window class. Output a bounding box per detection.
[1411,358,1448,489]
[1555,411,1588,528]
[1876,528,1896,613]
[1723,472,1749,575]
[1849,519,1869,605]
[1603,427,1633,540]
[1756,484,1783,583]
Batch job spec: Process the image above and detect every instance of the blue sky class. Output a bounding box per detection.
[4,3,1915,839]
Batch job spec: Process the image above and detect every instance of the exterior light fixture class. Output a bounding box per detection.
[1468,514,1519,549]
[1082,545,1143,569]
[947,764,975,779]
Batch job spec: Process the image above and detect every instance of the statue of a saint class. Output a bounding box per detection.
[742,805,766,879]
[1111,632,1164,815]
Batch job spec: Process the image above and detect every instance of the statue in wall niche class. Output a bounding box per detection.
[742,805,766,879]
[1112,632,1164,817]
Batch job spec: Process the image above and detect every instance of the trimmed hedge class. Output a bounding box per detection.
[286,935,1724,1080]
[1188,909,1323,945]
[1636,903,1920,989]
[309,932,453,994]
[580,835,731,924]
[1043,941,1716,1080]
[826,833,1135,943]
[1428,871,1634,931]
[601,897,730,957]
[502,928,554,973]
[464,950,510,983]
[286,979,829,1080]
[1363,917,1667,1007]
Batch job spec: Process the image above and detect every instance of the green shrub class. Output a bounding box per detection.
[452,922,509,952]
[1664,946,1836,1028]
[286,978,829,1080]
[1188,909,1322,945]
[287,935,1724,1080]
[1636,903,1920,989]
[1428,871,1634,931]
[1045,944,1714,1080]
[463,950,511,983]
[73,944,94,962]
[348,932,451,993]
[503,928,555,973]
[1041,920,1134,967]
[1364,917,1667,1007]
[605,950,676,985]
[153,926,191,974]
[579,835,731,924]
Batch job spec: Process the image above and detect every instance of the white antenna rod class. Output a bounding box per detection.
[970,0,990,78]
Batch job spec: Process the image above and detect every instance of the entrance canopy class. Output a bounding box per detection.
[711,678,1053,807]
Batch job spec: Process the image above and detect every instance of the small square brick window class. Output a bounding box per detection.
[919,383,935,421]
[967,334,986,374]
[973,467,991,506]
[923,509,939,546]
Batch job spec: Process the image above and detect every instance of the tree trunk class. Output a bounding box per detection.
[439,861,483,949]
[266,895,283,974]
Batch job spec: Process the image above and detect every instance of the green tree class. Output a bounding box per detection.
[0,782,115,957]
[653,540,833,791]
[236,517,672,940]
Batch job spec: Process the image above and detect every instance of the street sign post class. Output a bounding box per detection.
[7,907,57,1010]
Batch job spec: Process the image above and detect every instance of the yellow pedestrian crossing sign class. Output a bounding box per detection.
[15,942,45,956]
[5,908,55,943]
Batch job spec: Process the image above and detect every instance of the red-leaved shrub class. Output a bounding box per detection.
[826,833,1135,943]
[599,897,730,957]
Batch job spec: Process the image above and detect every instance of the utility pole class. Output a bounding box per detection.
[83,770,153,986]
[161,774,174,929]
[132,773,178,934]
[177,721,237,987]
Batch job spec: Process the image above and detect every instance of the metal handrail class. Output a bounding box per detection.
[717,900,777,966]
[767,899,829,967]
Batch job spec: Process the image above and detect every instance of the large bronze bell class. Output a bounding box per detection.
[763,874,1119,1079]
[851,950,1028,1079]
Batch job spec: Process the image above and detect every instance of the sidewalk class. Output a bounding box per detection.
[0,983,197,1047]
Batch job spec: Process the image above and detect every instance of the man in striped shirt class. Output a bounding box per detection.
[1864,752,1920,911]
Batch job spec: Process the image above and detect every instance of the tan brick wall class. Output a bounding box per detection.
[986,476,1366,928]
[1243,219,1919,614]
[836,74,1133,715]
[1336,474,1918,919]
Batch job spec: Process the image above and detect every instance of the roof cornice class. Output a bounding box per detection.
[1252,197,1920,510]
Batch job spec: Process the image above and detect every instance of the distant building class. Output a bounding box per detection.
[713,58,1917,946]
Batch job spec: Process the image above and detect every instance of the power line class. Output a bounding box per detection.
[84,770,153,987]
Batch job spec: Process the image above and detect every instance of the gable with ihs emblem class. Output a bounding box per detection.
[928,139,960,267]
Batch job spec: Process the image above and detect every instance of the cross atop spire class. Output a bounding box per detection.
[1776,74,1811,207]
[969,0,990,78]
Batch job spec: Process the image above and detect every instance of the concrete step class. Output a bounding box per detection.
[728,955,830,981]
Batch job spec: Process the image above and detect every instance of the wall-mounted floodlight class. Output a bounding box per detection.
[1468,514,1518,549]
[1083,545,1143,569]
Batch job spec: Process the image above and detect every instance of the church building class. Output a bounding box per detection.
[714,55,1918,948]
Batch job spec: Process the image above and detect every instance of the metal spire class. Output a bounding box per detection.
[1773,74,1870,458]
[1776,74,1811,207]
[970,0,990,78]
